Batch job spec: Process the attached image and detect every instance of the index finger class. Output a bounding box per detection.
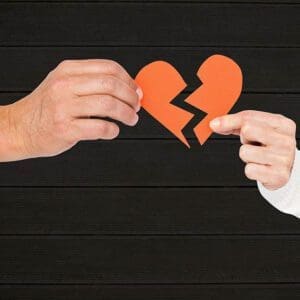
[57,59,138,91]
[210,110,296,136]
[210,112,243,135]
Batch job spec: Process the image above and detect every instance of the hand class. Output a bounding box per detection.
[0,59,142,161]
[210,110,297,190]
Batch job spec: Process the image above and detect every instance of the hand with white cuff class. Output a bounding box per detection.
[210,110,299,218]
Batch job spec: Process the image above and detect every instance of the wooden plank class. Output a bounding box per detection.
[1,236,300,283]
[1,92,299,140]
[1,284,300,300]
[0,139,299,187]
[1,187,299,235]
[8,0,300,3]
[0,4,299,46]
[0,47,299,93]
[0,140,298,187]
[0,140,268,187]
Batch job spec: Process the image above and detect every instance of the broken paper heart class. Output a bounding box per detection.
[135,54,243,148]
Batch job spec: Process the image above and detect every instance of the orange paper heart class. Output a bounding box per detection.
[135,54,243,147]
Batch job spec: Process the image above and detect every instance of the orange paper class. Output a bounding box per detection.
[135,55,243,147]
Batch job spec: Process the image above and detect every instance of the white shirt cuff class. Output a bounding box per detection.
[257,149,300,218]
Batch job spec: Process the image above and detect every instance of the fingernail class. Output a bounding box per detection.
[210,118,221,130]
[136,87,143,101]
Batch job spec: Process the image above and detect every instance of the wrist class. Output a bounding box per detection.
[258,149,300,218]
[0,102,31,162]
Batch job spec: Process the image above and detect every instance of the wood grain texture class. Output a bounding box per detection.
[1,236,300,283]
[0,47,300,93]
[0,0,299,297]
[0,3,299,46]
[0,140,299,187]
[0,187,299,235]
[0,140,265,187]
[1,284,300,300]
[7,0,300,3]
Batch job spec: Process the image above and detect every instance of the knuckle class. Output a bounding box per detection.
[274,136,285,148]
[286,139,296,152]
[286,155,294,168]
[276,113,284,122]
[50,76,70,93]
[65,129,79,145]
[241,122,252,137]
[101,95,115,111]
[290,138,297,150]
[114,102,127,117]
[53,109,68,131]
[241,110,255,120]
[274,113,285,120]
[277,154,291,169]
[100,76,116,92]
[280,136,296,152]
[50,97,69,129]
[57,60,72,72]
[102,60,122,74]
[47,69,56,80]
[287,119,297,133]
[274,114,288,128]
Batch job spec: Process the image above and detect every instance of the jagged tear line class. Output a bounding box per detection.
[171,84,207,146]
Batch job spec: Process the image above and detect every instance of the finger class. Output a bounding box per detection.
[245,163,290,190]
[209,113,243,135]
[72,95,139,126]
[239,144,287,166]
[239,119,275,145]
[72,118,120,141]
[71,74,140,111]
[210,110,296,137]
[244,163,274,185]
[240,119,293,148]
[210,113,270,143]
[57,59,139,91]
[238,110,296,136]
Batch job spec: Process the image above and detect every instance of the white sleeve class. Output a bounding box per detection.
[257,149,300,218]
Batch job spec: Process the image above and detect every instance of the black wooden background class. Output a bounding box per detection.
[0,1,300,299]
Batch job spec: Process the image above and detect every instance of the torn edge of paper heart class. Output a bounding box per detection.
[135,55,243,147]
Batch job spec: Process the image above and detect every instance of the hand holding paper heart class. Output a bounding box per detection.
[210,110,297,190]
[135,54,243,147]
[0,59,142,161]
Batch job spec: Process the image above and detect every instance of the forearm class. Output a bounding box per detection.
[258,149,300,218]
[0,103,28,162]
